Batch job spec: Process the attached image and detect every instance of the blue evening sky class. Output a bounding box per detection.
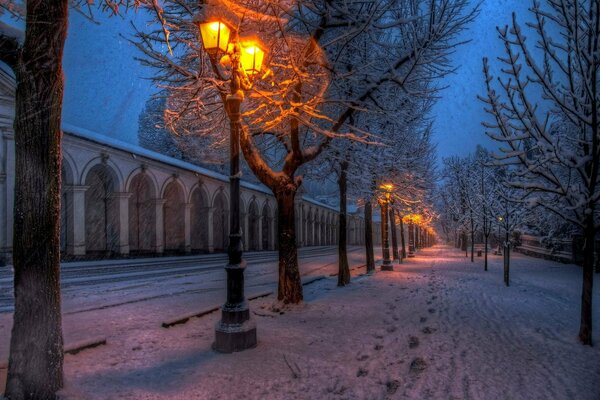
[430,0,531,161]
[59,0,533,160]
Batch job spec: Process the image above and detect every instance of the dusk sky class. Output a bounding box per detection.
[60,0,532,162]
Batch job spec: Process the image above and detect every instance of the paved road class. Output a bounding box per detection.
[0,246,362,313]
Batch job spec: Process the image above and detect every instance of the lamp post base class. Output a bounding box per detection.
[214,304,257,353]
[381,261,394,271]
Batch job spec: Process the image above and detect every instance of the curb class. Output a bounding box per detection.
[161,275,329,328]
[0,336,107,369]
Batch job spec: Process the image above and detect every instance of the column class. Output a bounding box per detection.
[206,206,215,253]
[184,202,192,253]
[66,185,89,256]
[242,212,249,251]
[111,192,131,255]
[153,199,166,253]
[295,204,302,247]
[257,215,263,251]
[1,131,14,264]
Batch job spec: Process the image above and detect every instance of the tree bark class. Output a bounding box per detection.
[390,208,399,261]
[364,200,375,274]
[470,214,475,263]
[380,208,385,256]
[578,219,595,345]
[337,161,350,286]
[484,233,489,271]
[503,230,510,287]
[400,217,406,259]
[275,187,303,303]
[6,2,68,399]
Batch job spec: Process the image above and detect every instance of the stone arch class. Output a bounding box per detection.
[128,172,157,254]
[125,167,159,196]
[84,163,120,255]
[62,152,76,184]
[248,199,260,251]
[160,176,188,201]
[81,157,124,192]
[212,190,229,251]
[189,184,209,252]
[163,179,185,253]
[262,202,272,250]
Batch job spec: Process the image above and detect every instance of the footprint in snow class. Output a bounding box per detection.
[420,317,427,323]
[356,367,369,377]
[410,357,427,373]
[408,336,420,348]
[428,308,436,314]
[386,379,400,395]
[421,326,436,334]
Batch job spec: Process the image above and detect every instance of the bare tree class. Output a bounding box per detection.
[135,0,476,303]
[0,2,167,397]
[480,0,600,344]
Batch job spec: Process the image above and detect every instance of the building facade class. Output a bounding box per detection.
[0,66,378,265]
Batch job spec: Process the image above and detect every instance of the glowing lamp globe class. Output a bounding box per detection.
[240,41,265,75]
[198,20,232,54]
[380,183,394,192]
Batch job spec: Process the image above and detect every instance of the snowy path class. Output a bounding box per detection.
[4,245,600,399]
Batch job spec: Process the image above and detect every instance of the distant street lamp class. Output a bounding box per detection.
[496,215,503,256]
[198,17,267,353]
[380,183,394,271]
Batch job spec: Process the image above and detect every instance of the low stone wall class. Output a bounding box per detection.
[516,234,574,264]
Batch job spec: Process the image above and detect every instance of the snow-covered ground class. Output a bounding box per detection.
[3,245,600,399]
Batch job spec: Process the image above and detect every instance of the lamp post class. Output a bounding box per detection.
[198,18,266,353]
[496,216,503,256]
[380,184,394,271]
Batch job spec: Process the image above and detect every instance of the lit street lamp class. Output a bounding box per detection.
[380,183,394,271]
[198,17,267,353]
[496,216,503,256]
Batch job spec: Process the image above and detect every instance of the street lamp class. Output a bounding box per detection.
[496,216,503,256]
[198,17,267,353]
[380,183,394,271]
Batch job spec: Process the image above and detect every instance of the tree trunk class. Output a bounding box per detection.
[578,219,595,345]
[364,200,375,274]
[484,234,489,271]
[390,208,399,261]
[470,219,475,263]
[503,240,510,287]
[415,226,419,249]
[400,217,406,259]
[380,208,385,256]
[337,161,350,286]
[6,2,68,399]
[275,188,303,303]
